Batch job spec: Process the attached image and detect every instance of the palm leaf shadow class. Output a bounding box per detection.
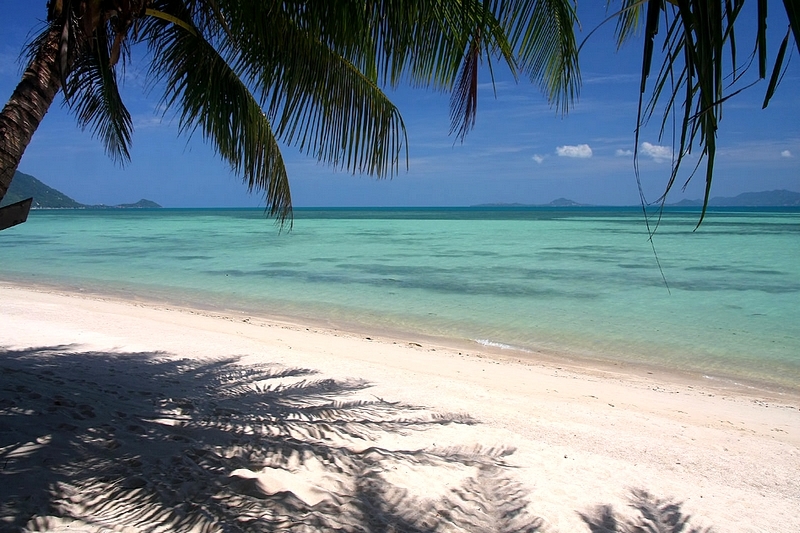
[579,489,714,533]
[0,345,540,532]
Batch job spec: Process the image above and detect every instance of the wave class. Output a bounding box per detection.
[472,339,532,353]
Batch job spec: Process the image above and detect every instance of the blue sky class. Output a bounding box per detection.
[1,2,798,208]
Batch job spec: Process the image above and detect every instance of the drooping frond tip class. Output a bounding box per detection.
[450,35,481,142]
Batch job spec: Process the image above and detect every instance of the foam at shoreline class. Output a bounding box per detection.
[3,278,797,400]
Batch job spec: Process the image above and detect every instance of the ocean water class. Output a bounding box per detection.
[1,207,798,392]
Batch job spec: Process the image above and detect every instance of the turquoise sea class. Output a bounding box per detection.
[1,207,798,393]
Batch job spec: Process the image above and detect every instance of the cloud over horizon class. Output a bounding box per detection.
[640,142,672,163]
[781,150,793,158]
[555,144,592,158]
[532,154,545,164]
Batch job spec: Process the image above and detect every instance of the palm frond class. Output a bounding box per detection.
[233,0,518,142]
[502,0,581,113]
[216,1,409,179]
[445,2,517,141]
[42,0,97,96]
[450,34,482,142]
[273,0,485,89]
[616,0,798,224]
[762,28,791,108]
[143,8,198,36]
[757,0,768,77]
[785,0,800,53]
[143,6,292,224]
[62,22,133,164]
[615,0,647,48]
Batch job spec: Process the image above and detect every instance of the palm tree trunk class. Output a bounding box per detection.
[0,26,62,201]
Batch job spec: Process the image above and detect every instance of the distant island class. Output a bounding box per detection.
[473,198,589,207]
[474,190,800,208]
[667,190,800,207]
[113,199,162,209]
[1,171,161,209]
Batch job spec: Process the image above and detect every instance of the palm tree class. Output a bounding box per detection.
[4,2,794,224]
[0,0,580,223]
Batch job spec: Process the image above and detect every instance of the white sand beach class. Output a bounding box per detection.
[1,283,798,532]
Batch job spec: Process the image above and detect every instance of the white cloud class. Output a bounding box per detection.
[781,150,793,158]
[640,142,673,163]
[583,74,641,85]
[555,144,592,158]
[133,115,167,129]
[615,149,633,157]
[532,154,545,164]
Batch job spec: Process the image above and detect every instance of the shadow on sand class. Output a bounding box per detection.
[1,346,712,532]
[579,489,714,533]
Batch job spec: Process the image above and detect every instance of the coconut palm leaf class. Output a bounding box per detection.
[218,1,519,168]
[502,0,581,113]
[450,34,483,141]
[762,28,792,108]
[62,22,133,164]
[614,0,646,48]
[221,2,408,179]
[306,0,578,138]
[615,0,799,225]
[273,0,509,89]
[143,7,293,223]
[147,0,536,195]
[786,0,800,52]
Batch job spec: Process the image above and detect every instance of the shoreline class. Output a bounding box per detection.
[3,278,798,401]
[2,282,799,531]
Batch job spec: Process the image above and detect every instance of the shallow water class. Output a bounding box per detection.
[2,207,798,392]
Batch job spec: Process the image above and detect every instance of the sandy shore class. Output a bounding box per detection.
[1,283,798,532]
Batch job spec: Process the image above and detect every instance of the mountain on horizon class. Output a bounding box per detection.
[546,197,587,207]
[472,198,590,207]
[668,190,800,207]
[2,171,84,208]
[475,191,800,209]
[1,171,161,209]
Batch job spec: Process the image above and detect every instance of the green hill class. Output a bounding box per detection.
[1,171,161,209]
[115,199,162,208]
[2,171,84,208]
